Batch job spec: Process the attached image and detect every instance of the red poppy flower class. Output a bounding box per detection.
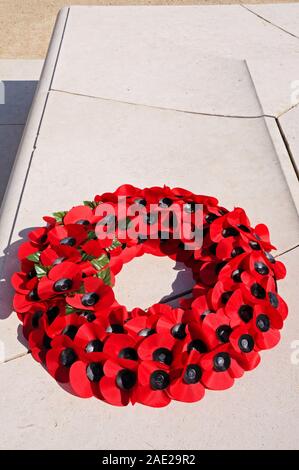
[28,226,49,247]
[169,349,205,403]
[155,304,189,341]
[37,261,82,300]
[125,309,158,338]
[11,271,38,295]
[69,353,106,399]
[29,326,53,364]
[224,289,254,329]
[22,304,47,339]
[103,334,138,362]
[199,308,232,349]
[48,224,87,248]
[18,240,39,262]
[229,324,261,370]
[251,304,283,349]
[138,333,176,366]
[100,358,138,406]
[200,344,244,390]
[47,313,86,345]
[135,360,171,407]
[63,205,94,226]
[210,279,237,311]
[73,322,107,354]
[97,305,129,334]
[66,277,114,312]
[46,335,80,383]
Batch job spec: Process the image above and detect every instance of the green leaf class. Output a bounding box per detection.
[34,264,48,279]
[81,251,94,262]
[107,238,122,251]
[87,230,97,240]
[52,211,67,224]
[27,251,41,263]
[97,267,112,286]
[83,200,98,209]
[65,305,76,315]
[91,254,109,271]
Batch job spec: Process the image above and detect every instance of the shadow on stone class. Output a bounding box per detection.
[0,80,38,207]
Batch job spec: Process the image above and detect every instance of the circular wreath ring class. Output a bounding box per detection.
[12,185,287,407]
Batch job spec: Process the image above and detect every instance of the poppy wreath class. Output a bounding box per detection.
[12,185,288,407]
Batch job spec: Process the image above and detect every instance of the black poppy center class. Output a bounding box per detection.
[159,197,173,208]
[213,352,231,372]
[268,292,279,308]
[81,292,99,307]
[54,278,73,293]
[60,236,76,247]
[76,219,89,226]
[46,305,60,324]
[183,364,202,385]
[216,325,232,343]
[116,369,136,390]
[222,227,239,238]
[106,324,124,334]
[221,291,233,304]
[249,241,260,250]
[231,247,245,258]
[256,314,270,332]
[86,362,104,382]
[251,283,266,299]
[60,348,77,368]
[264,251,276,264]
[254,261,269,275]
[134,198,147,207]
[238,334,254,353]
[153,348,173,365]
[237,224,250,233]
[43,334,52,350]
[119,347,138,361]
[171,323,187,340]
[81,312,96,322]
[28,288,40,301]
[138,328,155,337]
[31,310,43,328]
[205,213,218,224]
[231,268,244,283]
[62,325,78,340]
[150,370,170,390]
[187,339,207,354]
[238,305,253,323]
[85,339,103,353]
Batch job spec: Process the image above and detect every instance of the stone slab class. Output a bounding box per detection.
[52,6,299,117]
[279,104,299,176]
[244,3,299,37]
[0,247,297,450]
[0,60,43,81]
[246,56,299,117]
[0,125,24,205]
[1,90,298,363]
[264,117,299,213]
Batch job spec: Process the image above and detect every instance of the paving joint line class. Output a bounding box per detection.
[277,102,299,119]
[1,350,29,365]
[275,117,299,180]
[241,4,299,40]
[51,88,274,120]
[275,244,299,258]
